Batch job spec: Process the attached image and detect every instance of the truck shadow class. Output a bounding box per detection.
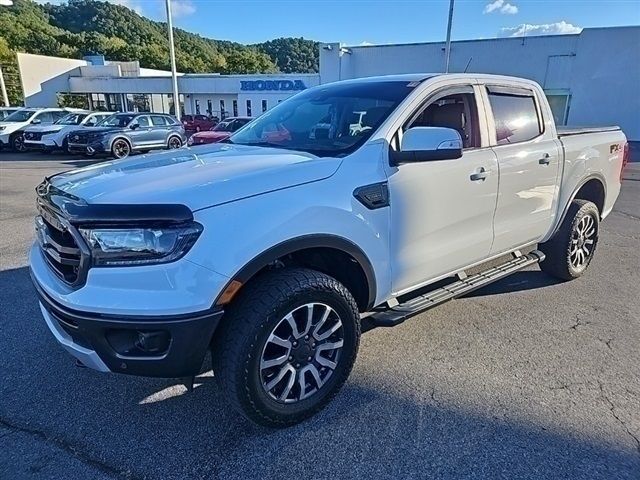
[1,266,638,479]
[464,270,563,298]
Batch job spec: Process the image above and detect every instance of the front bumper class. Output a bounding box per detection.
[32,272,224,377]
[67,141,107,155]
[24,139,58,152]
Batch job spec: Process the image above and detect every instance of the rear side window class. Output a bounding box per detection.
[151,115,167,126]
[487,86,542,145]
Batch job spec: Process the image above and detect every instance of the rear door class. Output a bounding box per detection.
[150,115,170,145]
[481,84,562,254]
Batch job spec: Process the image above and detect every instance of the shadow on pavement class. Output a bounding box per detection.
[464,269,563,298]
[1,266,638,479]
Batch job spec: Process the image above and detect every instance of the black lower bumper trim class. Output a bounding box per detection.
[32,274,224,378]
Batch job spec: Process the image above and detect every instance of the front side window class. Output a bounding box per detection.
[3,110,37,122]
[406,87,481,148]
[137,116,150,128]
[56,113,87,125]
[487,86,542,145]
[230,81,415,157]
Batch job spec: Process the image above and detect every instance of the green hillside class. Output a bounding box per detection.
[0,0,319,105]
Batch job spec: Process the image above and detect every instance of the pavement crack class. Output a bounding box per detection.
[569,313,588,331]
[613,210,640,221]
[597,381,640,455]
[0,418,144,480]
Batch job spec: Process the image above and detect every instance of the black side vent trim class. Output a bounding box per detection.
[353,182,390,210]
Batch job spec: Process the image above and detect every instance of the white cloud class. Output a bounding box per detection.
[0,0,14,6]
[109,0,143,15]
[484,0,518,15]
[170,0,196,18]
[499,21,582,37]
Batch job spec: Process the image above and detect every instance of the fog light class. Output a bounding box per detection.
[135,330,171,354]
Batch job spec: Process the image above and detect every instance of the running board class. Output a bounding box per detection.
[365,250,545,330]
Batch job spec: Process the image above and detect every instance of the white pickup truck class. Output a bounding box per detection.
[29,74,629,427]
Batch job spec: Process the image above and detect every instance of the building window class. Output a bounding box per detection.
[262,99,268,113]
[195,99,201,115]
[220,100,226,119]
[232,99,238,117]
[545,94,571,126]
[207,100,213,116]
[246,99,252,117]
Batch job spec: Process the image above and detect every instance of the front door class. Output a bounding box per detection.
[482,85,562,254]
[130,115,154,147]
[386,85,499,294]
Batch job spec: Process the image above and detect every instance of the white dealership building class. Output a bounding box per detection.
[16,25,640,140]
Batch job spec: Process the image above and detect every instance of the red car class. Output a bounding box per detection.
[187,117,252,145]
[182,114,217,132]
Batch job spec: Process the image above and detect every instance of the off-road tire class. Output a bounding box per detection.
[539,199,600,280]
[211,268,360,428]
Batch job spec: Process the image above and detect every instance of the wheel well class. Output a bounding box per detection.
[168,134,182,144]
[111,137,131,150]
[574,179,605,216]
[225,246,373,313]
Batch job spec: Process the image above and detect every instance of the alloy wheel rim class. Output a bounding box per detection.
[14,136,25,151]
[114,141,129,158]
[169,138,181,149]
[260,303,344,404]
[570,214,596,269]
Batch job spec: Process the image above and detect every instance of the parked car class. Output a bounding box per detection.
[0,108,75,152]
[187,116,252,146]
[67,112,186,159]
[0,107,21,121]
[29,74,628,427]
[23,111,115,153]
[182,114,217,132]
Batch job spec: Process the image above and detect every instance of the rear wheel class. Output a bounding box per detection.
[111,138,131,159]
[211,268,360,427]
[539,199,599,280]
[167,136,182,150]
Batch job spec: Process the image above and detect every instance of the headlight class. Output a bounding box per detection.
[187,136,194,146]
[79,223,202,266]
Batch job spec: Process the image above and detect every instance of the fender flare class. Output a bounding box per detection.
[214,234,377,310]
[548,173,607,239]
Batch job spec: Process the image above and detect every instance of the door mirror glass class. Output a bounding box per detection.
[393,127,463,164]
[129,122,139,130]
[31,118,41,125]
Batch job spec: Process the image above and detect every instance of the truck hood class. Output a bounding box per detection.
[25,124,66,133]
[49,143,342,211]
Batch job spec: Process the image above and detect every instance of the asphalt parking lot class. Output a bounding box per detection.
[1,151,639,480]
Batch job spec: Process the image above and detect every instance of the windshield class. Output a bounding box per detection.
[212,120,234,132]
[96,114,136,127]
[3,110,37,123]
[229,81,416,157]
[55,113,87,125]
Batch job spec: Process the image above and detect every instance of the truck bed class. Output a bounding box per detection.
[557,126,621,136]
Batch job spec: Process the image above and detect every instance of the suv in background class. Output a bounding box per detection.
[23,111,115,153]
[0,108,73,152]
[67,112,186,159]
[187,117,252,146]
[182,114,217,132]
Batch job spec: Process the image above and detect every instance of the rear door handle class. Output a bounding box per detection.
[470,167,488,181]
[539,153,551,165]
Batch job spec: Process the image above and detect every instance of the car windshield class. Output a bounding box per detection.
[3,110,37,123]
[228,81,416,157]
[212,121,234,132]
[55,113,87,125]
[96,114,136,127]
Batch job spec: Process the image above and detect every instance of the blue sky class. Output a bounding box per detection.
[48,0,640,45]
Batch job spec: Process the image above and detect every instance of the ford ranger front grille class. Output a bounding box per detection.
[35,201,90,287]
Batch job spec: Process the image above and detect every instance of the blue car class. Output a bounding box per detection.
[67,112,187,159]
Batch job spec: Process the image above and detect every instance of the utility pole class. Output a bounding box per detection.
[165,0,180,120]
[444,0,455,73]
[0,65,9,107]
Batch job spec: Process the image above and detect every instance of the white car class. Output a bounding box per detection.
[29,74,628,427]
[0,108,77,152]
[23,111,115,153]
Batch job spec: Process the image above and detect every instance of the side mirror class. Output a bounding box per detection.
[392,127,463,165]
[31,118,41,125]
[130,123,139,130]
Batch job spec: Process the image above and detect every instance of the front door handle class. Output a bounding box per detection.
[539,153,551,165]
[470,167,488,181]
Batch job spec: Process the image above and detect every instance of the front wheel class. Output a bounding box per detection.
[12,134,26,152]
[211,268,360,427]
[111,138,131,159]
[539,199,600,280]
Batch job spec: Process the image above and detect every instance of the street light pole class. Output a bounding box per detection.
[444,0,455,73]
[165,0,180,120]
[0,65,9,107]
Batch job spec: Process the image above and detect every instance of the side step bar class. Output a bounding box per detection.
[364,250,545,331]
